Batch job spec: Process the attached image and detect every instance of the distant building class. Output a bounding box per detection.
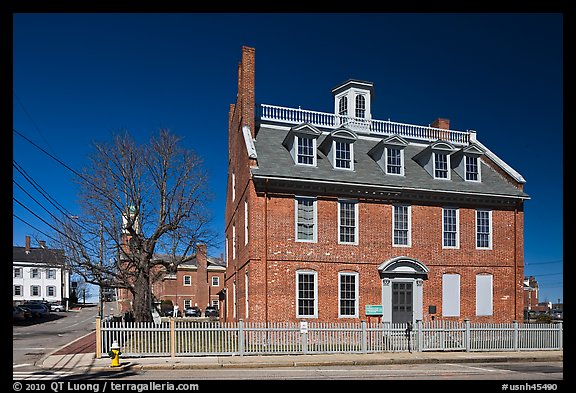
[224,46,529,324]
[13,235,71,308]
[523,276,539,311]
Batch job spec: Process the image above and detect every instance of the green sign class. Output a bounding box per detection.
[365,305,383,316]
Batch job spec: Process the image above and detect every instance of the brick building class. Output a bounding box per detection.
[117,244,225,316]
[224,46,529,324]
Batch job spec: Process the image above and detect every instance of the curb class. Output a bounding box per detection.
[38,330,97,369]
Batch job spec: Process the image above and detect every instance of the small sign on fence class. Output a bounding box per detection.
[365,304,383,316]
[300,321,308,333]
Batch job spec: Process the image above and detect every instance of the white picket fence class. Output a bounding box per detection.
[96,319,563,358]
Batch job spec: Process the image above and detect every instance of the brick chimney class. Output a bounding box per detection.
[195,244,209,310]
[25,235,31,253]
[431,118,450,130]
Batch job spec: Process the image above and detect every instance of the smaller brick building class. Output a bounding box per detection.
[118,244,225,317]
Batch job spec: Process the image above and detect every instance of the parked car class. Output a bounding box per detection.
[551,309,563,320]
[13,306,26,322]
[184,306,201,317]
[18,306,33,319]
[49,303,65,312]
[22,303,50,318]
[204,306,219,318]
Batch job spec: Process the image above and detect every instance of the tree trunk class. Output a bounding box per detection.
[132,265,153,322]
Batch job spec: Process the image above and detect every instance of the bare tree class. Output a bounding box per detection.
[57,129,215,322]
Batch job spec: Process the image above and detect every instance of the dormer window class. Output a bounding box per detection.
[434,152,449,179]
[283,123,321,167]
[465,155,479,181]
[335,141,352,169]
[355,95,366,118]
[368,135,408,176]
[451,143,484,182]
[413,140,456,180]
[297,136,315,165]
[319,128,358,171]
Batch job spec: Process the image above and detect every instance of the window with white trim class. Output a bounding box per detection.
[334,141,352,169]
[232,223,236,260]
[183,275,191,286]
[212,276,220,286]
[295,197,317,242]
[231,171,236,201]
[47,269,57,279]
[393,205,411,246]
[296,270,317,318]
[232,280,237,319]
[245,271,249,320]
[31,268,40,279]
[476,209,492,249]
[442,273,460,317]
[465,156,479,181]
[442,207,459,248]
[13,285,23,296]
[339,96,348,118]
[184,299,191,309]
[476,274,493,316]
[386,147,403,175]
[434,152,449,179]
[296,135,315,166]
[244,199,249,245]
[47,286,56,297]
[14,267,22,278]
[339,272,359,318]
[31,285,41,297]
[338,199,358,244]
[355,95,366,118]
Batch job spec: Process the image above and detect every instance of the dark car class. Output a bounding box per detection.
[18,306,33,319]
[204,306,219,318]
[22,303,50,318]
[184,306,201,317]
[13,306,26,322]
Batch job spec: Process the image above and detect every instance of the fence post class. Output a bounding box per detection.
[361,321,367,354]
[557,321,563,350]
[464,319,470,352]
[513,320,519,351]
[170,318,175,358]
[95,316,101,358]
[238,320,244,356]
[416,320,423,352]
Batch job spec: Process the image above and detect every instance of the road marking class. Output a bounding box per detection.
[447,363,502,372]
[13,364,32,368]
[13,371,74,380]
[13,347,56,351]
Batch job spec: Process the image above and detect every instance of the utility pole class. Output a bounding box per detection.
[99,221,104,319]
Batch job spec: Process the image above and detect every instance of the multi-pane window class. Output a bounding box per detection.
[335,141,352,169]
[183,275,191,286]
[47,269,56,279]
[339,272,358,317]
[465,156,479,181]
[338,96,348,118]
[443,208,459,248]
[296,271,317,318]
[297,136,315,165]
[434,152,449,179]
[31,268,40,279]
[476,210,492,249]
[31,285,40,297]
[212,276,220,286]
[47,286,56,297]
[232,223,236,260]
[386,147,402,174]
[393,205,411,246]
[184,299,191,309]
[339,200,357,244]
[14,268,22,278]
[231,172,235,201]
[245,271,249,320]
[13,285,22,296]
[244,199,249,245]
[355,95,366,118]
[296,197,316,242]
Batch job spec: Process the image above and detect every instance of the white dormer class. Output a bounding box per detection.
[413,140,457,180]
[282,123,322,167]
[368,135,409,176]
[452,143,485,182]
[331,79,374,132]
[319,128,358,171]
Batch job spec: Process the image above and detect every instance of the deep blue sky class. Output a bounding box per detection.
[12,13,563,303]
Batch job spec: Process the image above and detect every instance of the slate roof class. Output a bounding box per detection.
[13,246,66,266]
[251,125,529,200]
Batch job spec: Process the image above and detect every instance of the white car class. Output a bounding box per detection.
[50,303,65,312]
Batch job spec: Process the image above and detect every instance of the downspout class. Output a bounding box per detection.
[264,179,269,324]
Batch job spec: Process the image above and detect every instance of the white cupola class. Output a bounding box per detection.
[331,79,374,129]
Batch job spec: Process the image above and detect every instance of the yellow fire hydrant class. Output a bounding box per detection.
[108,340,122,367]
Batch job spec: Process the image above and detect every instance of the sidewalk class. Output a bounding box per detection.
[40,332,563,372]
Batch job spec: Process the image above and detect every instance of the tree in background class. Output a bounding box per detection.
[57,129,215,322]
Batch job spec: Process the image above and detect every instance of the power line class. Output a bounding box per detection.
[13,214,60,245]
[525,259,563,266]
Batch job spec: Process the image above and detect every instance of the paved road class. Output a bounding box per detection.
[13,305,98,372]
